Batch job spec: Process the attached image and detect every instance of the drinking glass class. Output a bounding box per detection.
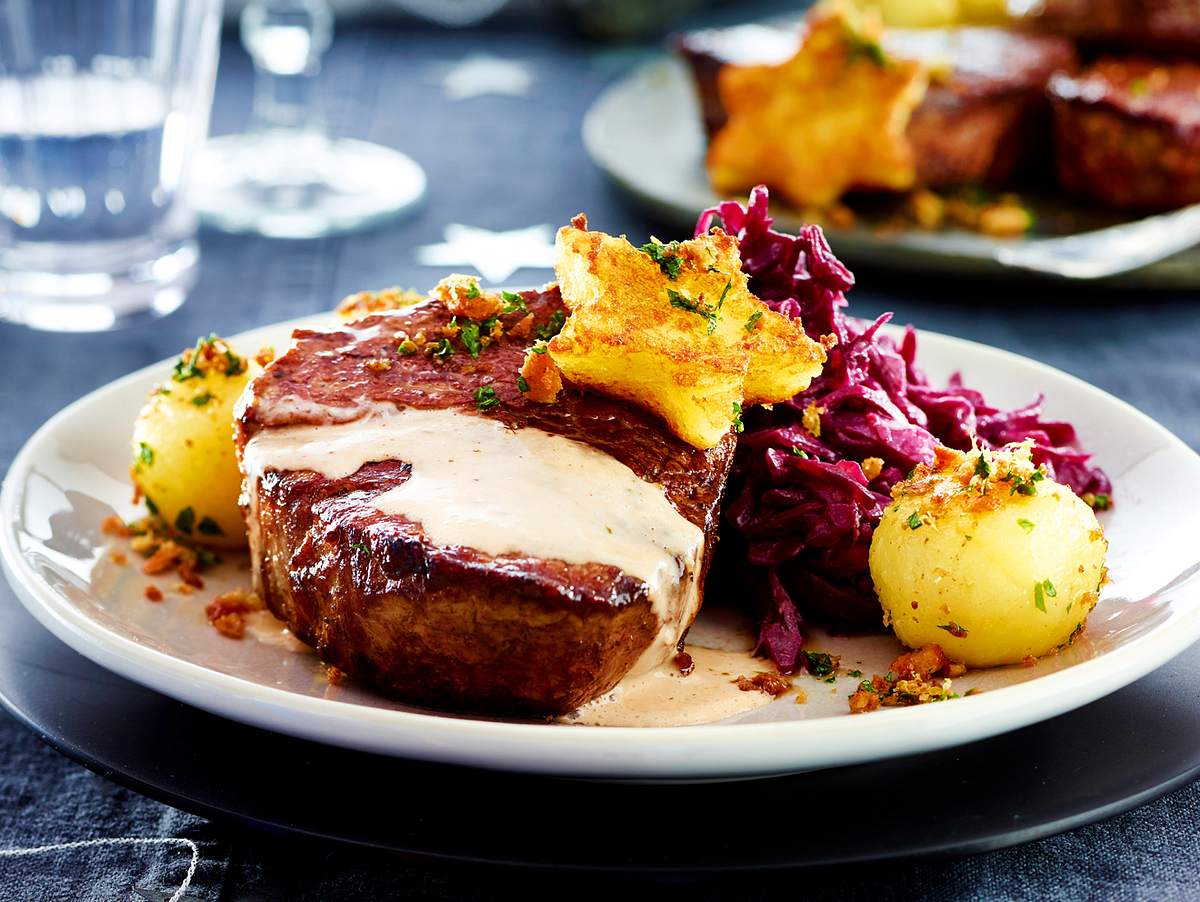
[0,0,223,331]
[193,0,425,239]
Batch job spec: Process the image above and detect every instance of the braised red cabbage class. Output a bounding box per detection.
[697,186,1112,671]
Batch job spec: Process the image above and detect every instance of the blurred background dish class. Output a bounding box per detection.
[585,0,1200,284]
[193,0,427,238]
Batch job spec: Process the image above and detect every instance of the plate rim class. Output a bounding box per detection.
[3,316,1200,780]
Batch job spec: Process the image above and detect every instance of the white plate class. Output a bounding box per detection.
[3,316,1199,780]
[583,56,1200,288]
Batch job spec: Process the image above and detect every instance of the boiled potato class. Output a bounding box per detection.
[869,443,1108,667]
[130,335,257,548]
[551,219,825,449]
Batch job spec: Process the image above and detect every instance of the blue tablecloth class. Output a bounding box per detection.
[2,16,1199,901]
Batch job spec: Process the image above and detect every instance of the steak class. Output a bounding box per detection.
[1049,58,1200,211]
[1018,0,1200,56]
[677,24,1076,190]
[235,287,736,715]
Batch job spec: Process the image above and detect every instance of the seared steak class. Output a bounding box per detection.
[235,287,736,715]
[678,24,1076,189]
[1019,0,1200,56]
[1049,58,1200,211]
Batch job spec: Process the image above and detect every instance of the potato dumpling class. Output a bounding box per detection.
[869,442,1108,667]
[130,335,257,548]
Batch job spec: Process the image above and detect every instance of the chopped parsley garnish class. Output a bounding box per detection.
[938,621,969,638]
[535,310,566,341]
[174,506,195,535]
[905,511,923,530]
[1017,518,1035,533]
[397,340,417,356]
[744,310,763,333]
[802,650,837,678]
[223,348,243,376]
[516,374,530,393]
[973,454,991,479]
[172,334,244,381]
[459,320,483,358]
[639,238,684,280]
[1002,469,1045,496]
[731,401,744,434]
[465,280,481,299]
[500,290,526,314]
[530,340,549,355]
[144,496,159,516]
[1090,493,1111,511]
[195,547,219,568]
[667,282,728,335]
[1033,579,1057,613]
[847,669,863,678]
[136,442,154,468]
[197,516,224,536]
[791,446,809,458]
[474,385,500,412]
[190,391,214,407]
[431,337,454,359]
[172,336,208,381]
[844,25,888,67]
[351,542,371,556]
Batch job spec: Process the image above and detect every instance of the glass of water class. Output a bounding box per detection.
[0,0,223,331]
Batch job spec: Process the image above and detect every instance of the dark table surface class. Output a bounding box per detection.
[2,14,1200,901]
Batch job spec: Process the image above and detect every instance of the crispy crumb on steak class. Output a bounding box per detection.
[236,287,736,715]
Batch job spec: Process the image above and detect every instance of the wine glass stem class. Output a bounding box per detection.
[251,68,321,133]
[241,0,334,135]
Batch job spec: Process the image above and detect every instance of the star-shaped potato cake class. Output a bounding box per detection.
[551,219,826,450]
[706,9,929,208]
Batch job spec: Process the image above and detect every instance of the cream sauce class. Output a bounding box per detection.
[240,407,705,654]
[562,646,787,727]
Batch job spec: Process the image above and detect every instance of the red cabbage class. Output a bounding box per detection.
[697,186,1112,671]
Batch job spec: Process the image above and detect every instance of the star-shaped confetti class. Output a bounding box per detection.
[416,223,556,284]
[435,54,535,100]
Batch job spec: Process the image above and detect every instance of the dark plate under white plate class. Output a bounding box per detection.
[3,583,1200,871]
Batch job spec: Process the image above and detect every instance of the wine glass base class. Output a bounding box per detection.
[194,134,427,239]
[0,238,196,332]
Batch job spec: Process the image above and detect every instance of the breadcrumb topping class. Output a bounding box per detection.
[205,589,263,640]
[847,643,972,713]
[336,286,424,320]
[733,671,794,697]
[519,346,564,403]
[434,274,503,320]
